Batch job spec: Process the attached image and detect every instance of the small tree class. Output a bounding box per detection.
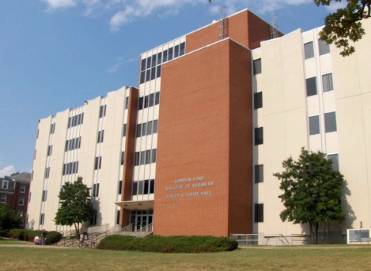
[0,205,22,234]
[55,177,94,237]
[274,148,345,243]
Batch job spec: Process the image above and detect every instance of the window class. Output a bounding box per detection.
[322,73,334,92]
[125,97,129,109]
[254,127,263,145]
[47,145,53,156]
[306,77,317,96]
[122,124,127,137]
[151,55,156,67]
[324,112,337,133]
[141,58,146,71]
[168,47,173,60]
[50,123,56,134]
[156,65,161,78]
[67,113,84,128]
[132,179,155,195]
[42,190,47,202]
[254,92,263,109]
[94,157,102,170]
[148,93,154,107]
[151,149,157,163]
[18,197,25,206]
[121,152,125,165]
[138,97,144,110]
[97,130,104,143]
[153,120,158,134]
[134,152,140,166]
[39,213,45,225]
[116,210,121,225]
[319,39,330,55]
[254,165,264,183]
[304,42,314,59]
[180,42,185,56]
[253,59,262,75]
[155,92,160,105]
[118,181,122,195]
[254,203,264,223]
[0,194,7,203]
[174,45,179,57]
[62,162,79,175]
[163,50,168,62]
[2,180,9,190]
[65,137,81,151]
[19,184,26,193]
[44,167,50,179]
[90,210,97,225]
[99,105,107,118]
[146,56,151,69]
[309,115,320,135]
[328,154,339,171]
[92,183,100,197]
[150,67,156,80]
[145,150,151,164]
[157,52,162,65]
[140,71,145,84]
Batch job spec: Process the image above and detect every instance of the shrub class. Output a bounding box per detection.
[45,231,63,245]
[8,229,47,242]
[97,235,238,253]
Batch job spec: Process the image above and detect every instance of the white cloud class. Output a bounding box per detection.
[0,165,16,178]
[41,0,316,30]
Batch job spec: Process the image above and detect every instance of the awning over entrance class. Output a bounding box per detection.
[115,200,154,210]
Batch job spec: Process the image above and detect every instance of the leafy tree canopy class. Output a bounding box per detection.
[274,148,345,242]
[0,205,22,232]
[55,177,94,236]
[314,0,370,56]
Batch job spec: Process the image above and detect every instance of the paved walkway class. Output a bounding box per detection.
[0,244,75,249]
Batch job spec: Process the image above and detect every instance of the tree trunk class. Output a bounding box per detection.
[74,223,80,237]
[315,222,319,244]
[309,223,313,244]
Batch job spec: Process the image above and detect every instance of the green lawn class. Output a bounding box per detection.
[1,246,371,271]
[0,238,31,245]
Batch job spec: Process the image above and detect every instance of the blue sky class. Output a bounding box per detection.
[0,0,334,175]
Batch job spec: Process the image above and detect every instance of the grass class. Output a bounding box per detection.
[1,245,371,270]
[0,237,31,245]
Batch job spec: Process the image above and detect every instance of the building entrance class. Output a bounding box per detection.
[130,210,153,232]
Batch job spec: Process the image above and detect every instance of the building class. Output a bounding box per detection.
[0,173,31,226]
[27,9,371,237]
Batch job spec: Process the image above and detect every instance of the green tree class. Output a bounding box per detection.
[274,148,345,243]
[314,0,370,56]
[55,177,94,236]
[0,205,22,234]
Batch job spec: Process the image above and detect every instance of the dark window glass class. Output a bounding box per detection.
[122,124,127,137]
[163,50,168,62]
[39,213,45,225]
[155,92,160,105]
[168,47,173,60]
[253,59,262,75]
[99,105,106,118]
[145,69,150,81]
[254,165,264,183]
[156,65,161,78]
[319,39,330,55]
[142,123,147,137]
[144,96,149,108]
[254,203,264,223]
[324,112,337,133]
[125,97,129,109]
[328,154,339,171]
[151,55,156,67]
[306,77,317,96]
[322,73,334,92]
[174,45,179,57]
[133,182,138,195]
[254,127,263,145]
[138,97,144,110]
[148,93,154,107]
[140,71,145,84]
[304,42,314,59]
[94,157,102,170]
[146,57,151,69]
[309,115,320,135]
[147,121,153,135]
[116,210,121,225]
[47,145,53,156]
[140,151,145,165]
[254,92,263,109]
[157,53,162,65]
[145,150,151,164]
[121,152,125,165]
[118,181,122,195]
[134,152,140,166]
[153,120,158,134]
[42,190,47,201]
[180,42,185,55]
[50,123,55,134]
[136,124,142,138]
[151,149,157,163]
[149,179,154,194]
[144,180,149,194]
[141,59,146,71]
[97,130,104,143]
[151,67,156,80]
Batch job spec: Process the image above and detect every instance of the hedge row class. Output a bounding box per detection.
[8,229,62,245]
[97,235,238,253]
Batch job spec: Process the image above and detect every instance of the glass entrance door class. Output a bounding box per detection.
[130,210,153,232]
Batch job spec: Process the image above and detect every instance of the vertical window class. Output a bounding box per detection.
[118,181,122,195]
[2,180,9,190]
[141,58,146,71]
[39,213,45,225]
[174,45,180,57]
[180,42,185,56]
[151,54,156,67]
[156,65,161,78]
[254,203,264,223]
[99,105,107,118]
[168,47,173,61]
[145,69,150,81]
[0,194,7,203]
[145,150,151,164]
[141,123,147,137]
[47,145,53,156]
[149,179,155,194]
[254,127,263,145]
[150,67,156,80]
[140,71,145,84]
[309,115,320,135]
[121,152,125,165]
[136,124,142,138]
[253,58,262,75]
[328,154,339,171]
[125,97,129,109]
[122,124,127,137]
[155,92,160,105]
[18,197,25,206]
[254,165,264,183]
[148,93,154,107]
[42,190,47,202]
[19,184,26,193]
[94,157,102,170]
[97,130,104,143]
[140,151,146,165]
[116,210,121,225]
[153,120,158,134]
[44,167,50,179]
[324,112,337,133]
[306,77,317,96]
[144,96,149,108]
[304,41,314,59]
[157,52,162,65]
[132,182,138,195]
[138,97,144,110]
[50,123,56,134]
[319,39,330,55]
[134,152,140,166]
[93,183,100,197]
[151,149,157,163]
[163,50,168,62]
[254,92,263,109]
[146,57,151,69]
[322,73,334,92]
